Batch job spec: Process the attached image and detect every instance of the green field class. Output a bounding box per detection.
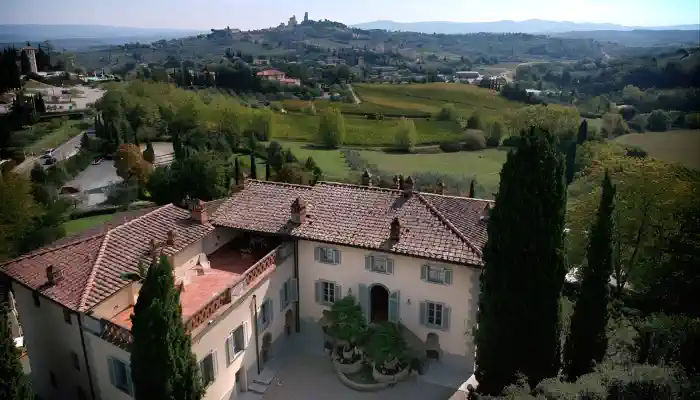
[62,214,114,235]
[26,120,83,154]
[278,141,351,180]
[352,82,522,120]
[273,113,462,146]
[615,129,700,170]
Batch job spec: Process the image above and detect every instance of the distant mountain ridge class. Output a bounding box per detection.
[352,19,700,34]
[0,24,204,41]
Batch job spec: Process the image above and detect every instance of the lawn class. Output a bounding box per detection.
[277,141,351,181]
[273,113,462,146]
[615,129,700,170]
[353,82,523,121]
[26,120,83,154]
[62,214,114,235]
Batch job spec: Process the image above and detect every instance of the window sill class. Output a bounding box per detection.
[227,350,245,367]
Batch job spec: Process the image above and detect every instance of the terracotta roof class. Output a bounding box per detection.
[0,204,214,312]
[212,180,488,265]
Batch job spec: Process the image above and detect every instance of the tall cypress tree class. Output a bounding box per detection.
[0,307,32,400]
[474,127,568,394]
[565,142,576,186]
[563,170,616,381]
[250,154,257,179]
[130,256,203,400]
[576,119,588,145]
[265,161,271,180]
[468,180,475,198]
[234,157,240,185]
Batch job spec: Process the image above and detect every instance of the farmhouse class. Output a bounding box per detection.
[0,177,491,400]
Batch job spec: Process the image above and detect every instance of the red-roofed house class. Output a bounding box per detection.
[256,69,300,86]
[1,176,492,400]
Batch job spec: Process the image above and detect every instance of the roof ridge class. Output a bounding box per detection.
[0,233,107,267]
[247,179,313,190]
[421,192,495,203]
[78,233,111,311]
[415,193,483,257]
[318,181,401,193]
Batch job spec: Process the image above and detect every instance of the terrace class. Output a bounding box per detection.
[96,233,293,350]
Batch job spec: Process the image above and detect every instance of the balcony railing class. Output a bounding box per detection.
[97,241,292,350]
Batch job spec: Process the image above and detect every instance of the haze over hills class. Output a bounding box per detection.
[352,19,700,34]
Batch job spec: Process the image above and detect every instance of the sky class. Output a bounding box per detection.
[2,0,699,30]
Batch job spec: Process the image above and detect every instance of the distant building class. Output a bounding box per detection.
[455,71,480,79]
[21,47,38,74]
[256,69,300,86]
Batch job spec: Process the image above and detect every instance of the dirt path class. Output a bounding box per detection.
[348,84,362,104]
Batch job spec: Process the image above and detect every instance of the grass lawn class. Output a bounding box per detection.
[277,141,351,181]
[273,113,462,146]
[62,214,114,235]
[26,120,82,154]
[615,129,700,170]
[353,82,523,121]
[359,148,508,196]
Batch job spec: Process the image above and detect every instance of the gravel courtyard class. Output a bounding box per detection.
[261,352,465,400]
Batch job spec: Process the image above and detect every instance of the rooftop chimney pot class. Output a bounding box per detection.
[403,176,414,198]
[46,265,63,285]
[390,217,401,242]
[166,230,176,246]
[392,175,400,190]
[188,199,208,224]
[361,169,373,187]
[290,197,306,225]
[398,175,405,190]
[437,179,446,195]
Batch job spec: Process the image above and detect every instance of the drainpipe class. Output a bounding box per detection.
[293,240,300,333]
[77,314,97,400]
[252,294,261,375]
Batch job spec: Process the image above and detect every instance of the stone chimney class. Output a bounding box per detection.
[403,176,414,198]
[166,230,176,246]
[437,179,446,195]
[149,238,159,257]
[290,197,306,224]
[188,199,208,224]
[361,169,373,187]
[390,217,401,242]
[392,175,400,190]
[46,265,63,285]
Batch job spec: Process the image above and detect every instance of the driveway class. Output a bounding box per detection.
[261,352,464,400]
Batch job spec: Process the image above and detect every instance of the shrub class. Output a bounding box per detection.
[647,110,670,132]
[684,112,700,129]
[628,114,648,133]
[486,121,504,147]
[502,135,522,147]
[626,147,648,158]
[316,108,346,148]
[462,130,486,151]
[466,112,482,130]
[436,103,457,121]
[439,141,462,153]
[393,117,417,153]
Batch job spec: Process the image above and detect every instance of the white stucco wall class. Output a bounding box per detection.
[297,240,480,370]
[84,241,297,400]
[12,283,93,400]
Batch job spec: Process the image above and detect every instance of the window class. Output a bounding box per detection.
[279,278,298,311]
[71,351,80,370]
[108,357,133,395]
[420,301,451,331]
[32,291,40,308]
[258,299,273,333]
[365,255,394,274]
[421,265,453,285]
[199,352,218,387]
[226,323,247,366]
[315,246,341,265]
[315,280,340,306]
[63,308,72,324]
[50,371,57,388]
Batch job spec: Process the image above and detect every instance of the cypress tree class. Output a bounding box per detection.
[250,154,257,179]
[143,141,155,164]
[0,307,33,400]
[565,142,576,186]
[34,93,46,113]
[265,161,271,180]
[576,119,588,145]
[474,127,568,394]
[234,157,240,185]
[130,256,203,400]
[562,170,616,381]
[468,180,475,198]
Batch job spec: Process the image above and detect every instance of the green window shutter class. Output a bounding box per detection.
[442,305,451,331]
[358,284,369,320]
[444,269,453,285]
[388,290,400,323]
[314,280,322,304]
[365,255,373,270]
[225,334,232,366]
[421,265,428,281]
[419,301,427,326]
[334,284,342,302]
[268,299,274,325]
[333,249,341,264]
[243,321,249,349]
[107,358,116,386]
[314,247,321,261]
[290,278,298,302]
[386,258,394,274]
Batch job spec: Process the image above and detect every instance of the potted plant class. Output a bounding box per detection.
[365,322,410,378]
[327,295,368,360]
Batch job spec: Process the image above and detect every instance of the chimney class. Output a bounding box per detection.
[166,230,176,246]
[46,265,63,285]
[188,199,208,224]
[361,169,372,187]
[149,238,158,256]
[398,175,405,190]
[403,176,414,198]
[390,217,401,242]
[481,203,493,221]
[392,175,400,190]
[437,179,446,195]
[290,197,306,224]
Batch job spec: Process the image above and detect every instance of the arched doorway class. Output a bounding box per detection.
[285,309,294,336]
[370,285,389,322]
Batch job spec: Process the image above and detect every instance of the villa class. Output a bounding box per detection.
[0,176,491,400]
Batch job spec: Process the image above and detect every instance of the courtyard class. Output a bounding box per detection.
[259,352,466,400]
